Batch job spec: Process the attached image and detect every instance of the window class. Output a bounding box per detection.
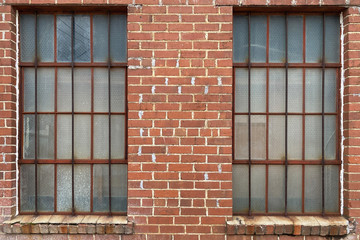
[233,12,340,215]
[19,11,127,215]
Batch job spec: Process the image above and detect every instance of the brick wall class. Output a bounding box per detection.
[0,0,359,239]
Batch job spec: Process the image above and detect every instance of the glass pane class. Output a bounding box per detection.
[20,14,36,62]
[110,15,127,62]
[251,115,266,160]
[268,116,285,160]
[250,15,267,63]
[251,68,266,113]
[112,164,127,212]
[38,68,55,112]
[234,116,248,160]
[288,16,303,63]
[93,164,109,212]
[269,69,285,112]
[325,69,337,113]
[74,15,90,62]
[38,114,54,159]
[325,15,340,63]
[305,116,322,160]
[37,164,54,212]
[23,114,35,159]
[325,165,339,213]
[93,15,108,63]
[305,165,322,212]
[57,68,72,112]
[57,15,72,62]
[288,69,303,113]
[325,116,336,160]
[306,15,323,63]
[235,68,248,113]
[94,115,109,159]
[57,114,72,159]
[268,165,285,213]
[288,116,302,160]
[74,68,91,112]
[233,15,248,63]
[57,164,71,212]
[37,15,54,62]
[269,15,285,63]
[287,165,302,213]
[111,115,125,159]
[233,165,249,213]
[74,114,91,159]
[305,69,322,113]
[111,68,126,113]
[94,68,108,112]
[24,68,35,112]
[251,165,265,213]
[20,164,35,212]
[75,164,91,212]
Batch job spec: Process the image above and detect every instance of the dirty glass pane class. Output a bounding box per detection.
[268,165,285,213]
[269,68,285,112]
[94,115,109,159]
[325,69,337,113]
[21,14,36,62]
[75,164,91,212]
[305,116,322,160]
[74,68,91,112]
[112,164,127,212]
[288,69,303,113]
[74,114,91,159]
[93,15,108,63]
[57,15,72,62]
[233,15,248,63]
[235,68,248,113]
[38,114,54,159]
[57,114,72,159]
[111,68,126,113]
[57,68,72,112]
[251,165,265,213]
[74,15,90,62]
[250,15,267,63]
[306,15,323,63]
[233,165,249,213]
[93,164,109,212]
[251,68,266,113]
[288,116,302,160]
[23,114,35,159]
[287,165,302,213]
[57,164,71,212]
[20,164,35,212]
[111,115,125,159]
[234,116,248,160]
[269,15,285,63]
[325,165,339,213]
[251,115,266,160]
[37,164,54,212]
[325,15,340,63]
[305,69,322,113]
[37,68,55,112]
[268,116,285,160]
[37,15,54,62]
[110,15,127,62]
[94,68,108,112]
[24,68,35,112]
[325,116,336,160]
[288,15,303,63]
[305,165,322,212]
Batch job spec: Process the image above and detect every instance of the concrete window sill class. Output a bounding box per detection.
[226,216,349,236]
[0,215,134,235]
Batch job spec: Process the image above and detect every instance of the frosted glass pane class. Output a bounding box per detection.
[234,116,248,160]
[93,164,109,212]
[251,165,265,213]
[112,164,127,212]
[325,69,337,113]
[288,16,303,63]
[269,16,285,63]
[21,14,35,62]
[305,165,322,212]
[57,115,72,159]
[305,116,322,160]
[288,69,303,113]
[235,68,248,113]
[306,15,323,63]
[24,68,35,112]
[325,165,339,213]
[111,68,126,112]
[325,116,336,160]
[233,15,248,63]
[38,115,54,159]
[269,69,285,112]
[268,165,285,213]
[251,68,266,113]
[325,15,340,63]
[37,164,54,212]
[74,15,90,62]
[57,164,71,212]
[233,165,249,213]
[23,115,35,159]
[250,16,266,63]
[37,15,54,62]
[287,165,302,212]
[57,68,72,112]
[38,68,55,112]
[110,15,127,62]
[111,115,125,159]
[288,116,302,160]
[20,164,35,212]
[57,15,72,62]
[94,115,109,159]
[305,69,322,113]
[268,116,285,160]
[93,15,108,62]
[74,68,91,112]
[75,164,91,212]
[251,115,266,160]
[74,115,91,159]
[94,68,108,112]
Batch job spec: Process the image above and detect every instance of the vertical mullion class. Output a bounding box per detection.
[265,15,269,214]
[302,15,306,214]
[71,13,75,216]
[90,14,94,214]
[108,12,112,216]
[34,11,38,215]
[248,12,252,216]
[285,13,289,216]
[321,13,326,216]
